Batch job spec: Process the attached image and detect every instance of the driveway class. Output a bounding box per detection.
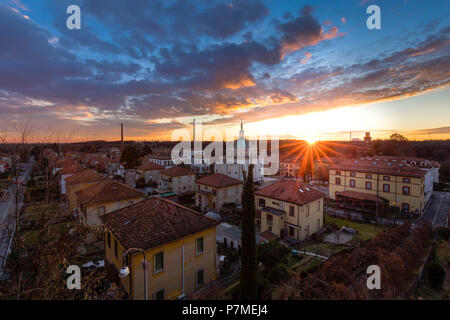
[419,191,449,227]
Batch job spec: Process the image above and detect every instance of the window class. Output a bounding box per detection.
[114,239,118,258]
[335,171,341,176]
[365,174,372,179]
[154,289,164,300]
[402,203,410,213]
[365,181,372,190]
[267,214,273,226]
[99,206,106,215]
[317,200,320,212]
[289,206,295,217]
[335,177,341,185]
[107,232,111,248]
[350,172,356,177]
[272,201,279,206]
[196,269,204,288]
[306,206,310,217]
[403,178,410,183]
[383,184,390,193]
[317,219,321,229]
[305,225,310,237]
[196,237,204,256]
[383,176,390,181]
[212,189,217,196]
[154,252,164,273]
[350,179,356,188]
[259,198,266,207]
[289,226,295,237]
[402,186,410,196]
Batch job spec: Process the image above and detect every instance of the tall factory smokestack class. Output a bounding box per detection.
[121,122,124,151]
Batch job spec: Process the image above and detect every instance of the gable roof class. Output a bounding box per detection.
[255,180,324,205]
[160,165,195,177]
[76,179,142,205]
[101,197,218,250]
[137,162,164,171]
[65,169,106,186]
[196,173,242,188]
[330,159,426,177]
[60,163,84,175]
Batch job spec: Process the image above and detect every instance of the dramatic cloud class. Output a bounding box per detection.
[0,1,448,141]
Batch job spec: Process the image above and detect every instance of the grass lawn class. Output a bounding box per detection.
[298,242,350,257]
[324,214,391,241]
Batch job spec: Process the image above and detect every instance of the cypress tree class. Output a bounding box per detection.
[240,164,258,300]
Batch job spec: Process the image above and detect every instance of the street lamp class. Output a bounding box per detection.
[119,248,148,300]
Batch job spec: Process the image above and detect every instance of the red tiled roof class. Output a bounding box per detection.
[160,165,195,177]
[137,162,164,171]
[101,197,218,250]
[330,159,426,177]
[196,173,242,188]
[76,179,142,205]
[335,190,388,203]
[255,180,324,205]
[259,230,279,241]
[65,169,106,185]
[60,163,84,175]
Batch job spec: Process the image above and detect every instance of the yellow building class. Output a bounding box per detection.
[329,159,426,214]
[195,173,243,213]
[255,180,325,241]
[159,166,196,195]
[65,169,106,213]
[76,179,144,225]
[101,197,218,300]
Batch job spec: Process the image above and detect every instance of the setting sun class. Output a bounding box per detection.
[305,137,319,145]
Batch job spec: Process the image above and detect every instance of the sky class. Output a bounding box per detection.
[0,0,449,143]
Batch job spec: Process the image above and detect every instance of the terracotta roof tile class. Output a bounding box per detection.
[335,190,388,203]
[259,230,279,241]
[76,179,142,205]
[330,159,426,177]
[65,169,106,185]
[101,197,218,250]
[137,162,164,171]
[60,163,84,175]
[255,180,324,205]
[160,165,195,177]
[196,173,242,188]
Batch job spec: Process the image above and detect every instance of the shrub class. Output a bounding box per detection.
[268,263,290,284]
[436,227,450,241]
[425,261,446,289]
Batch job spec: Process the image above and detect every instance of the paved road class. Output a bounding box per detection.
[419,191,449,227]
[0,159,33,275]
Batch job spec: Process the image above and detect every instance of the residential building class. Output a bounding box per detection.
[76,179,144,225]
[59,162,84,195]
[216,222,265,251]
[195,173,243,213]
[159,166,196,195]
[0,153,11,166]
[101,197,218,300]
[255,180,325,241]
[137,162,163,185]
[279,155,302,178]
[65,169,106,213]
[147,155,174,168]
[329,158,428,214]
